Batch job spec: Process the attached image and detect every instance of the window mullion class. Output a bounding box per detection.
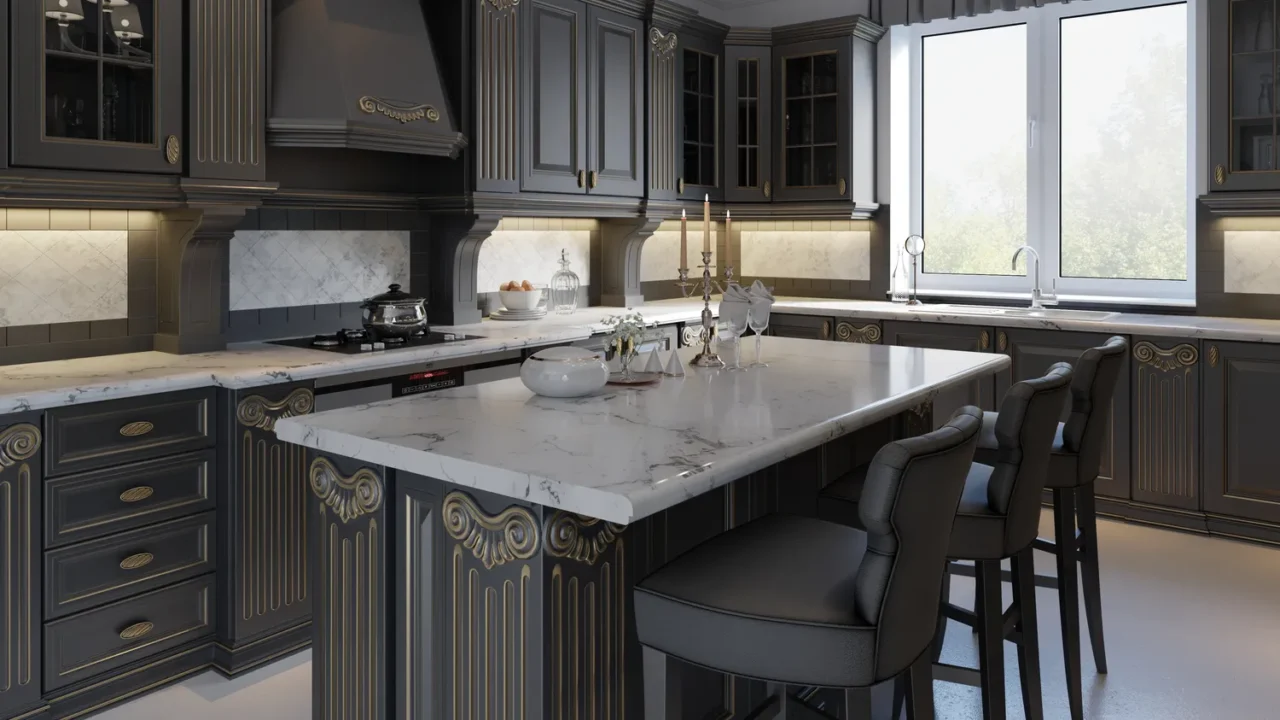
[1040,10,1064,287]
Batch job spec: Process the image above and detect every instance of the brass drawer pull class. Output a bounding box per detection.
[119,622,154,641]
[838,177,847,196]
[119,421,154,438]
[678,178,686,194]
[119,552,155,571]
[763,180,772,199]
[589,170,599,189]
[577,169,586,188]
[119,486,155,503]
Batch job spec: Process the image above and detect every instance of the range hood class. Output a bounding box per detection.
[268,0,467,157]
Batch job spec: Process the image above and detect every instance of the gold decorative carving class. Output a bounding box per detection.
[165,135,180,165]
[358,96,440,123]
[484,0,520,10]
[309,457,383,525]
[119,622,154,641]
[321,518,379,718]
[443,491,539,569]
[451,547,531,719]
[997,331,1008,353]
[236,388,315,432]
[980,330,991,350]
[834,322,882,344]
[119,486,154,503]
[545,512,626,565]
[549,547,627,719]
[1133,342,1199,371]
[0,424,40,471]
[119,553,155,571]
[119,421,155,438]
[1209,344,1220,368]
[822,320,832,340]
[649,27,678,57]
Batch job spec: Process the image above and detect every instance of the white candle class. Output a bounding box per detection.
[703,194,711,254]
[725,210,732,272]
[680,209,688,270]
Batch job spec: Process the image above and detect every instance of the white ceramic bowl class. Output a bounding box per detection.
[520,346,609,398]
[500,288,543,311]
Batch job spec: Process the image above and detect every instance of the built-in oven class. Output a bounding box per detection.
[313,349,523,412]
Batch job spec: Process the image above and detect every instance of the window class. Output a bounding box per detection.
[900,0,1193,301]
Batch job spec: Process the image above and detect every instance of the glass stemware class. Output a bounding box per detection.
[725,310,750,373]
[748,308,769,368]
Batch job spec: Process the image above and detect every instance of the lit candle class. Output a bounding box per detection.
[680,209,688,270]
[725,210,732,273]
[703,194,711,254]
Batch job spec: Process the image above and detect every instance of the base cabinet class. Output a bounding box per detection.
[882,321,998,429]
[1130,338,1201,511]
[999,328,1132,500]
[768,314,832,340]
[1202,341,1280,524]
[0,416,42,720]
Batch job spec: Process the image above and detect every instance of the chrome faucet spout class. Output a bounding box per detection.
[1011,245,1044,310]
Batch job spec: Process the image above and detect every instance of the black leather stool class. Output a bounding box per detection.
[820,364,1074,720]
[635,407,984,720]
[968,335,1127,720]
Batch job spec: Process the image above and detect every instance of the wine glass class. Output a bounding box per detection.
[725,309,750,373]
[747,307,770,368]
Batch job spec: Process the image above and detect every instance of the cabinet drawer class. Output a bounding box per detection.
[45,451,215,548]
[45,513,215,620]
[44,575,213,691]
[45,389,215,477]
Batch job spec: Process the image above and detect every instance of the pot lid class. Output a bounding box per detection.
[364,284,424,306]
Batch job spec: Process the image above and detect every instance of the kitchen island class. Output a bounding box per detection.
[275,336,1009,720]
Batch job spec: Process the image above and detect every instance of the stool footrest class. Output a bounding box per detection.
[934,662,981,688]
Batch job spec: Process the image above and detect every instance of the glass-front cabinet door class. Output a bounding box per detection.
[724,45,772,203]
[1211,0,1280,190]
[679,43,720,200]
[774,39,850,201]
[12,0,183,173]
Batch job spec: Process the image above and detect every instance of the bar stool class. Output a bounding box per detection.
[971,335,1127,720]
[819,364,1074,720]
[635,407,984,720]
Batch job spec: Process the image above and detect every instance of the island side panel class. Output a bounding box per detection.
[308,451,388,720]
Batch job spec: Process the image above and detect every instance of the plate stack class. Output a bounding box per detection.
[490,307,548,321]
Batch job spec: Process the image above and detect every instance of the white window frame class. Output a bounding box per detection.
[897,0,1197,303]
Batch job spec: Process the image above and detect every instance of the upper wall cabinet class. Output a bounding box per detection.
[678,41,721,201]
[1209,0,1280,191]
[649,20,727,203]
[522,0,643,198]
[12,0,184,174]
[724,43,772,202]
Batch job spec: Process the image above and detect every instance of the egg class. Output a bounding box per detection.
[521,280,534,291]
[509,280,521,291]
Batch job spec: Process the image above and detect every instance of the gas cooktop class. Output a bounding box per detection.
[268,328,482,354]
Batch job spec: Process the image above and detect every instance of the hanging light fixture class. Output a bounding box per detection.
[44,0,93,54]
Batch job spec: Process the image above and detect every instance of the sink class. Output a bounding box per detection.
[910,305,1118,321]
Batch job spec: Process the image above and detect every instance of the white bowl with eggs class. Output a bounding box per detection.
[498,280,544,311]
[520,346,609,398]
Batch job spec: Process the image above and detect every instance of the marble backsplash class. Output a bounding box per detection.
[1224,230,1280,295]
[0,230,128,327]
[230,230,410,311]
[477,219,594,292]
[740,226,871,282]
[640,220,719,281]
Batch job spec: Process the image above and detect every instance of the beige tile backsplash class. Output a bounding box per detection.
[1224,230,1280,295]
[477,218,596,292]
[230,230,411,311]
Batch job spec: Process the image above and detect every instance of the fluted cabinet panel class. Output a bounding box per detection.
[1130,339,1200,510]
[190,0,267,180]
[649,28,680,199]
[477,0,521,191]
[0,419,41,720]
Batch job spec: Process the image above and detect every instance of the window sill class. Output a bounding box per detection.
[907,288,1196,314]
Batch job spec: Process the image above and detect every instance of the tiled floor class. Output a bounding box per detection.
[96,511,1280,720]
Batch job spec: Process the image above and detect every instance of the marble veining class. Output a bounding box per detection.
[274,338,1010,524]
[640,225,718,281]
[229,230,410,311]
[476,230,592,292]
[0,230,128,326]
[740,230,870,281]
[1223,231,1280,295]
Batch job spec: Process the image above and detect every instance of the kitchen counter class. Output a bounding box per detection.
[275,336,1009,524]
[0,300,711,414]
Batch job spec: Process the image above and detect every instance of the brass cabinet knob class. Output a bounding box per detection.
[119,421,154,437]
[678,178,685,194]
[822,321,832,340]
[165,135,180,165]
[577,170,586,188]
[119,486,155,503]
[1214,164,1226,185]
[120,622,154,641]
[120,552,155,571]
[980,331,991,350]
[997,331,1008,353]
[589,170,599,189]
[838,177,847,196]
[763,180,771,199]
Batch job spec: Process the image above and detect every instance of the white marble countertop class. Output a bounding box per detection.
[275,337,1010,524]
[0,300,712,414]
[770,298,1280,343]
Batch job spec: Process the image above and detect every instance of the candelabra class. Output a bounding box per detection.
[676,254,737,368]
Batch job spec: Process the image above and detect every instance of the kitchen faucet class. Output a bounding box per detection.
[1011,245,1047,310]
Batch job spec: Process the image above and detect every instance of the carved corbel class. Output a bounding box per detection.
[599,216,663,308]
[422,213,503,326]
[154,208,244,354]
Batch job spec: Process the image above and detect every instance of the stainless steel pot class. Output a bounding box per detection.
[360,284,429,339]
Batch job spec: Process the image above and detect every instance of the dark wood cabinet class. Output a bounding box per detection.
[12,0,184,173]
[1202,341,1280,524]
[1208,0,1280,191]
[1130,338,1201,510]
[677,35,722,201]
[724,44,772,203]
[999,329,1131,500]
[768,313,832,340]
[522,0,642,197]
[883,321,998,429]
[0,416,43,720]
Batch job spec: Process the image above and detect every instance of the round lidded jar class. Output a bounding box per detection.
[520,346,608,398]
[549,249,580,315]
[360,284,428,339]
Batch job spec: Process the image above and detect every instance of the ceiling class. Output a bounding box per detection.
[672,0,874,27]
